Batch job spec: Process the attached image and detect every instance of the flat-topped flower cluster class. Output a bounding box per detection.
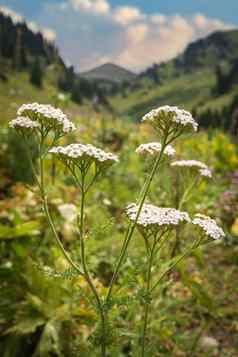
[126,204,224,241]
[192,214,225,240]
[126,203,191,228]
[136,142,175,157]
[17,103,76,133]
[9,116,40,130]
[49,143,119,166]
[142,105,198,133]
[171,160,212,178]
[171,160,207,169]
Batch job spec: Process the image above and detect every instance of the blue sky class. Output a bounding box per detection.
[2,0,238,23]
[0,1,237,71]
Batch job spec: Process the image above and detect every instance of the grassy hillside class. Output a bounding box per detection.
[109,70,215,118]
[0,66,101,127]
[109,30,238,122]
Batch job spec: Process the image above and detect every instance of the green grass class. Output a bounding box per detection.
[110,70,216,119]
[109,69,238,120]
[0,68,97,126]
[0,71,58,123]
[198,86,238,113]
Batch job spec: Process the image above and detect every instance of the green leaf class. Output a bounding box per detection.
[187,281,215,312]
[33,322,63,357]
[5,316,46,335]
[0,221,41,240]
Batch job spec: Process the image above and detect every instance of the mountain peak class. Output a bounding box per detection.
[80,62,136,83]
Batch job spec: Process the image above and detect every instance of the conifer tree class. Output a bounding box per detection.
[30,57,43,87]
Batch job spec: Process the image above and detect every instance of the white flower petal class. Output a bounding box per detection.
[126,203,190,228]
[142,105,198,132]
[192,214,224,240]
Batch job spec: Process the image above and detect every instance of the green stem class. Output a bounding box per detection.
[150,236,203,293]
[106,138,168,302]
[42,196,83,276]
[23,133,84,275]
[22,134,41,190]
[39,152,84,277]
[79,175,106,357]
[141,238,157,357]
[178,176,199,211]
[171,176,199,258]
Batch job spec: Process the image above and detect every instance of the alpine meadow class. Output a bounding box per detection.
[0,2,238,357]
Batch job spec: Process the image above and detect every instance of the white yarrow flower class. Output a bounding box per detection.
[142,105,198,133]
[192,214,225,240]
[9,116,40,129]
[49,143,119,167]
[17,103,76,133]
[171,160,212,178]
[171,160,207,169]
[126,203,190,228]
[136,142,175,157]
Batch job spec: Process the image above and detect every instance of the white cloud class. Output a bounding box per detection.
[194,13,209,29]
[104,13,234,71]
[112,6,144,26]
[192,13,232,35]
[27,21,39,33]
[70,0,110,14]
[127,24,148,44]
[27,21,57,42]
[7,1,233,71]
[41,28,57,42]
[150,14,167,26]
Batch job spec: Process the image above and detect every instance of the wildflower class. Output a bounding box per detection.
[49,143,119,170]
[17,103,76,133]
[171,160,212,178]
[199,168,212,178]
[136,142,175,157]
[142,106,198,137]
[192,214,225,240]
[9,116,40,131]
[171,160,207,169]
[58,203,78,223]
[126,203,190,230]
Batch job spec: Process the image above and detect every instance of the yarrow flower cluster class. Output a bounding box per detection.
[192,214,225,240]
[142,105,198,133]
[171,160,212,178]
[49,143,119,168]
[126,203,190,229]
[9,116,40,130]
[136,142,175,157]
[17,103,76,133]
